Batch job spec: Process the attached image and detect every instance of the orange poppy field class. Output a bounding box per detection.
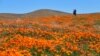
[0,15,100,56]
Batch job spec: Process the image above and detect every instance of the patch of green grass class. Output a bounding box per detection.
[30,47,38,56]
[43,48,54,56]
[82,44,89,51]
[71,51,80,56]
[94,20,100,25]
[91,50,100,56]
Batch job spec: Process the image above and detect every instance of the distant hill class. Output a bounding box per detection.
[0,9,70,19]
[24,9,70,17]
[0,9,100,19]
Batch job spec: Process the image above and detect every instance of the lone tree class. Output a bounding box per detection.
[73,9,77,16]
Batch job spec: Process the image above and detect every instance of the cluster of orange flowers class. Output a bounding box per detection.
[0,15,100,56]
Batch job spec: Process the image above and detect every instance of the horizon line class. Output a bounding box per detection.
[0,9,100,14]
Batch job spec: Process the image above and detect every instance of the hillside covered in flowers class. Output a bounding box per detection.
[0,14,100,56]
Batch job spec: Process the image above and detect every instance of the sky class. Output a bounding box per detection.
[0,0,100,14]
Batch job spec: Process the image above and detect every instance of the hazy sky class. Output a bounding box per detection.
[0,0,100,14]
